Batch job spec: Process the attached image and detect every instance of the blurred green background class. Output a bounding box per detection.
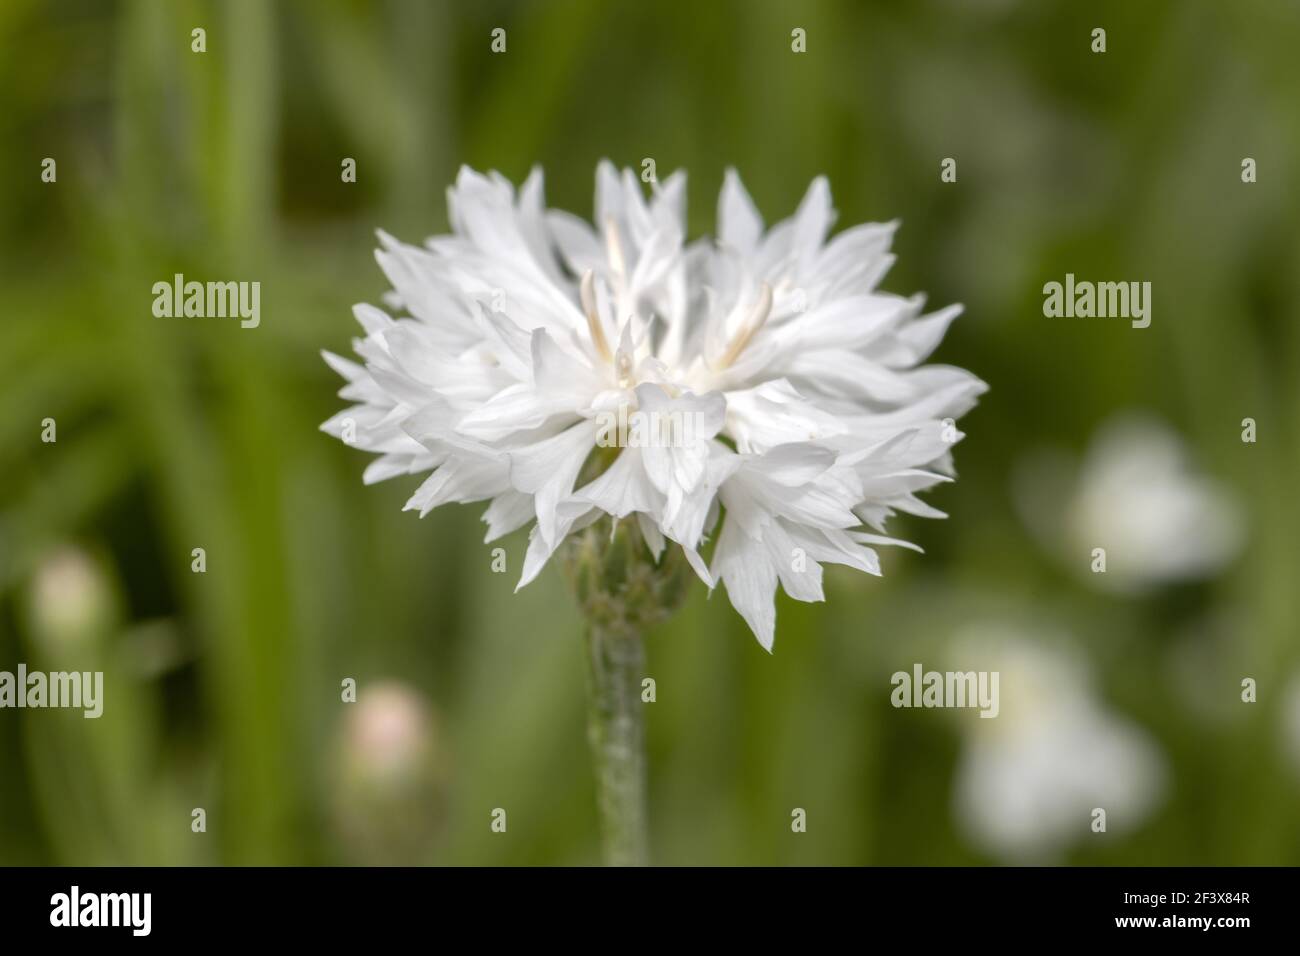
[2,0,1298,866]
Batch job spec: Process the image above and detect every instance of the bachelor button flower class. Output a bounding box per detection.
[322,163,985,650]
[950,628,1166,863]
[332,681,446,864]
[1014,414,1244,592]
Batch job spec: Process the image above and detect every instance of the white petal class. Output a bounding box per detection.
[718,168,764,256]
[509,420,599,547]
[576,448,663,518]
[711,516,778,651]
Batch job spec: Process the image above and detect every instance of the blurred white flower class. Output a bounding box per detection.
[25,546,115,655]
[950,628,1165,862]
[332,682,445,864]
[342,683,437,783]
[1015,415,1244,591]
[323,163,984,649]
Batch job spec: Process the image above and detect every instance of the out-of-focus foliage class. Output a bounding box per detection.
[1,0,1297,865]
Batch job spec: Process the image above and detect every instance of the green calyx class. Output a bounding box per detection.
[559,516,694,637]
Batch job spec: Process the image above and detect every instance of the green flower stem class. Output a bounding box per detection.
[562,511,691,866]
[584,619,648,867]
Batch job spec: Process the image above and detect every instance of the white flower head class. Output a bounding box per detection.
[950,628,1166,863]
[1015,414,1245,591]
[322,163,985,649]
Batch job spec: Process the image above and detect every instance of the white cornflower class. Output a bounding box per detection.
[322,163,984,649]
[950,628,1166,862]
[1015,415,1244,592]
